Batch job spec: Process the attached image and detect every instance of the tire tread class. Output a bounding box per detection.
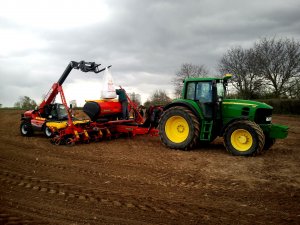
[158,106,200,150]
[224,120,265,156]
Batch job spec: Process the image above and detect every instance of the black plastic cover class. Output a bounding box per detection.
[83,102,100,121]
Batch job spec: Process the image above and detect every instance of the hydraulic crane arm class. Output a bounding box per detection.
[39,60,111,112]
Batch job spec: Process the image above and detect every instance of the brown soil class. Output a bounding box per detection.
[0,110,299,225]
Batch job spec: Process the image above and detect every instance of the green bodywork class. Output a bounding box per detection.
[222,99,270,122]
[260,124,289,139]
[167,75,288,141]
[221,99,288,139]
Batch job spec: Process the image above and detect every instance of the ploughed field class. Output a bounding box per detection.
[0,109,299,225]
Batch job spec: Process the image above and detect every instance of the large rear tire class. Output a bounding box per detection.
[158,106,200,150]
[224,120,265,156]
[20,121,33,137]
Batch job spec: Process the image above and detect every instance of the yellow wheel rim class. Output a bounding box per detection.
[230,129,253,151]
[165,116,189,143]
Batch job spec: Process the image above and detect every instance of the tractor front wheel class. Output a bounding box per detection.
[263,137,276,150]
[158,106,200,150]
[224,120,265,156]
[43,126,53,138]
[20,121,33,137]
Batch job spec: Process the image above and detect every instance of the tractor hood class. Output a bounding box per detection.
[222,99,273,110]
[222,99,273,123]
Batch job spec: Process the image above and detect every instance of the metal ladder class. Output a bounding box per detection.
[200,120,213,141]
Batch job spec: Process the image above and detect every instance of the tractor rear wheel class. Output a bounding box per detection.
[224,120,265,156]
[158,106,200,150]
[20,121,33,136]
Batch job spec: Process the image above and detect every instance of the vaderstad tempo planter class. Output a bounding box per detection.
[20,60,161,146]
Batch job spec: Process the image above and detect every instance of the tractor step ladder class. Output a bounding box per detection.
[200,120,213,141]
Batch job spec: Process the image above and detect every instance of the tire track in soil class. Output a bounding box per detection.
[2,157,284,220]
[1,169,297,225]
[2,144,298,222]
[1,154,267,198]
[2,134,201,179]
[2,141,253,199]
[0,170,198,218]
[1,197,114,225]
[0,155,209,190]
[0,212,46,225]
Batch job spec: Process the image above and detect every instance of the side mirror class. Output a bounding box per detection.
[69,104,73,109]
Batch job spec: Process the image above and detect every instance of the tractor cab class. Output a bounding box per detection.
[43,103,69,121]
[182,76,226,119]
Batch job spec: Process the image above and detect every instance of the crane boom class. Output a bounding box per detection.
[39,61,108,112]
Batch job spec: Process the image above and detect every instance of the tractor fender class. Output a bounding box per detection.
[21,116,31,122]
[163,101,203,120]
[220,117,249,137]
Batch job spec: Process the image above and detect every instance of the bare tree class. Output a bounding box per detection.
[144,90,172,107]
[287,77,300,99]
[218,47,264,99]
[218,37,300,99]
[255,37,300,97]
[14,96,37,109]
[173,63,209,98]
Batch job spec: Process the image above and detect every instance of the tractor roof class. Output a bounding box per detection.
[184,74,232,83]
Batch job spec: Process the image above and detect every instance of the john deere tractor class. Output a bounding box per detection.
[158,74,288,156]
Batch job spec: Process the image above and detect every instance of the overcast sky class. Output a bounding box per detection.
[1,0,300,107]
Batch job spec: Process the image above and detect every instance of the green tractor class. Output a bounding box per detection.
[158,74,288,156]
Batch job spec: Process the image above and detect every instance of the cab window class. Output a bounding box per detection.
[57,104,68,120]
[186,82,196,100]
[196,82,212,102]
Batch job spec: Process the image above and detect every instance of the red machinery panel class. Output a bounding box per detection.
[83,100,122,121]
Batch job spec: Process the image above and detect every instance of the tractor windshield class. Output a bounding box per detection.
[196,82,212,102]
[186,81,213,102]
[57,104,68,120]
